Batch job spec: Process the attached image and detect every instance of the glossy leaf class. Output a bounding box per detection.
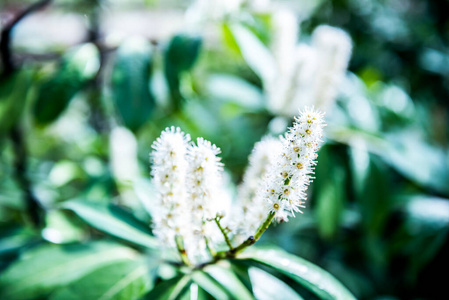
[0,241,137,299]
[63,200,158,249]
[248,267,303,300]
[42,209,85,244]
[34,43,99,125]
[242,247,356,300]
[406,196,449,229]
[191,271,230,300]
[179,283,213,300]
[111,37,155,131]
[50,260,153,300]
[206,74,264,110]
[383,130,449,195]
[314,145,346,239]
[0,227,37,257]
[0,70,31,134]
[204,264,254,299]
[146,275,191,300]
[358,157,391,235]
[227,24,276,84]
[164,33,202,108]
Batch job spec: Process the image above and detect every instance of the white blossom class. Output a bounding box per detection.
[267,23,352,116]
[260,107,325,222]
[271,9,299,77]
[150,127,191,248]
[149,108,325,263]
[310,25,352,111]
[270,44,318,115]
[184,137,224,263]
[233,137,283,242]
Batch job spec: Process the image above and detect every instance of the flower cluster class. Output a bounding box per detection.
[184,137,224,261]
[268,17,352,116]
[149,108,325,264]
[150,128,225,264]
[150,127,191,248]
[233,137,283,242]
[261,108,325,221]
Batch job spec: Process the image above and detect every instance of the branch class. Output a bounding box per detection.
[1,0,52,76]
[196,211,276,269]
[1,0,52,227]
[10,126,44,226]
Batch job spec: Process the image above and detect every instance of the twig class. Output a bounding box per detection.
[1,0,52,227]
[213,215,234,250]
[10,126,44,226]
[195,211,276,269]
[1,0,52,77]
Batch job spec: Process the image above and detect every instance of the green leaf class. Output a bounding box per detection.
[146,275,191,300]
[242,247,356,300]
[0,241,138,299]
[179,283,213,300]
[34,43,99,125]
[50,260,153,300]
[406,196,449,228]
[42,209,85,244]
[383,130,449,195]
[397,196,449,280]
[111,37,155,131]
[0,70,31,134]
[164,33,202,108]
[0,227,38,257]
[227,24,276,83]
[63,200,158,249]
[191,271,230,300]
[222,23,241,55]
[314,146,346,239]
[165,34,202,73]
[358,157,392,235]
[248,267,304,300]
[206,74,264,110]
[204,264,254,299]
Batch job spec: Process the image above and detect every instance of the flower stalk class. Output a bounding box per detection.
[215,211,275,259]
[175,235,191,266]
[213,215,234,251]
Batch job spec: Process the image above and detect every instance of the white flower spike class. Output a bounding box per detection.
[260,107,326,222]
[150,126,191,248]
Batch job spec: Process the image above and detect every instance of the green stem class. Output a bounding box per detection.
[232,211,275,255]
[253,211,276,242]
[175,235,191,266]
[214,217,234,250]
[194,212,276,270]
[205,237,216,257]
[207,211,276,266]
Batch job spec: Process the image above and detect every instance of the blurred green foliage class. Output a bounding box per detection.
[0,0,448,299]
